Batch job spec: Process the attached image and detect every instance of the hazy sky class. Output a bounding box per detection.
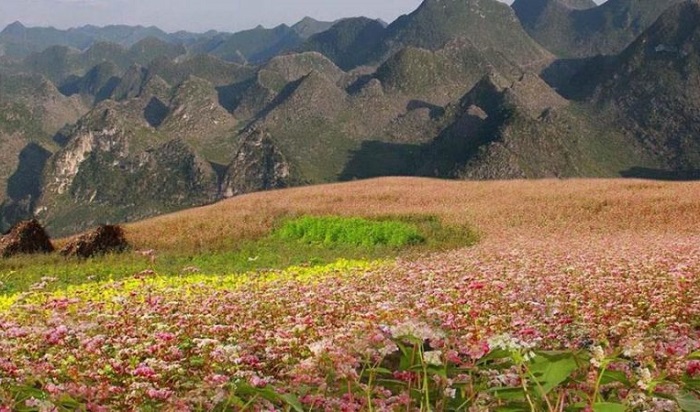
[0,0,605,34]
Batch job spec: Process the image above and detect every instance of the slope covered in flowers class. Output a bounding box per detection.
[1,178,700,410]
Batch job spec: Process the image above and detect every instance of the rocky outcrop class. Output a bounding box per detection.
[158,76,237,152]
[45,104,130,196]
[420,70,642,179]
[222,129,291,197]
[38,99,220,234]
[263,52,345,85]
[591,0,700,169]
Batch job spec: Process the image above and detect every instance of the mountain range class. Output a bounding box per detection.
[0,0,699,235]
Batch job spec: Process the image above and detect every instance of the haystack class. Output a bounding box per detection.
[60,225,128,258]
[0,219,54,258]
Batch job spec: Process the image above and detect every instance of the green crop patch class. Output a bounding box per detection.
[275,215,426,247]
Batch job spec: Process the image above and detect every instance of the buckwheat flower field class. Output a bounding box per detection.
[1,178,699,411]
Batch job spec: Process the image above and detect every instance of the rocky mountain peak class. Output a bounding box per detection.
[387,0,553,66]
[1,21,27,36]
[222,129,291,198]
[291,17,336,39]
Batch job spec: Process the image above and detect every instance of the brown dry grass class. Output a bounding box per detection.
[121,177,700,253]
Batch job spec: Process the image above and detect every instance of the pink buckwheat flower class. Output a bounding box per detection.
[132,364,157,379]
[688,360,700,376]
[146,388,173,401]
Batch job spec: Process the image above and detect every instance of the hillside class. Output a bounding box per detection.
[588,0,700,174]
[299,18,387,71]
[302,0,553,70]
[189,24,302,64]
[513,0,683,57]
[387,0,552,66]
[418,72,649,179]
[114,176,700,254]
[0,73,87,231]
[37,99,220,235]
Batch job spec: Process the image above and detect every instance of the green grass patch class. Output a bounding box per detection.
[0,215,477,296]
[275,215,425,247]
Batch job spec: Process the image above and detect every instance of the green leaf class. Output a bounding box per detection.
[689,351,700,360]
[279,393,304,412]
[223,395,246,408]
[677,393,700,412]
[368,367,393,375]
[592,403,626,412]
[491,387,526,401]
[683,378,700,390]
[8,385,47,401]
[479,349,512,363]
[599,370,630,386]
[653,391,676,401]
[256,387,285,403]
[495,402,532,411]
[529,351,579,394]
[57,393,85,410]
[426,365,448,377]
[377,378,408,386]
[564,402,589,411]
[396,341,418,370]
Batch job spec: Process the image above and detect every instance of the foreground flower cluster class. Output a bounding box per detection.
[1,234,699,410]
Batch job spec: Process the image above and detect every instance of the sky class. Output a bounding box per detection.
[0,0,605,34]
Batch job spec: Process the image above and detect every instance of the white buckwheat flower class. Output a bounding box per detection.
[423,350,443,366]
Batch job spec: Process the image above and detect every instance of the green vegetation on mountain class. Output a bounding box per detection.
[376,40,521,104]
[127,37,186,65]
[386,0,552,66]
[8,40,186,86]
[302,0,553,71]
[37,100,219,235]
[148,54,255,87]
[59,61,121,103]
[513,0,683,57]
[417,71,650,179]
[300,18,387,70]
[158,76,239,164]
[200,24,303,64]
[0,73,87,231]
[589,0,700,171]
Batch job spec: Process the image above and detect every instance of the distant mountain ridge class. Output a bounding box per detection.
[0,17,337,61]
[0,21,172,59]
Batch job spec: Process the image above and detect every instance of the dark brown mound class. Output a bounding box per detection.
[60,225,128,258]
[0,219,55,258]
